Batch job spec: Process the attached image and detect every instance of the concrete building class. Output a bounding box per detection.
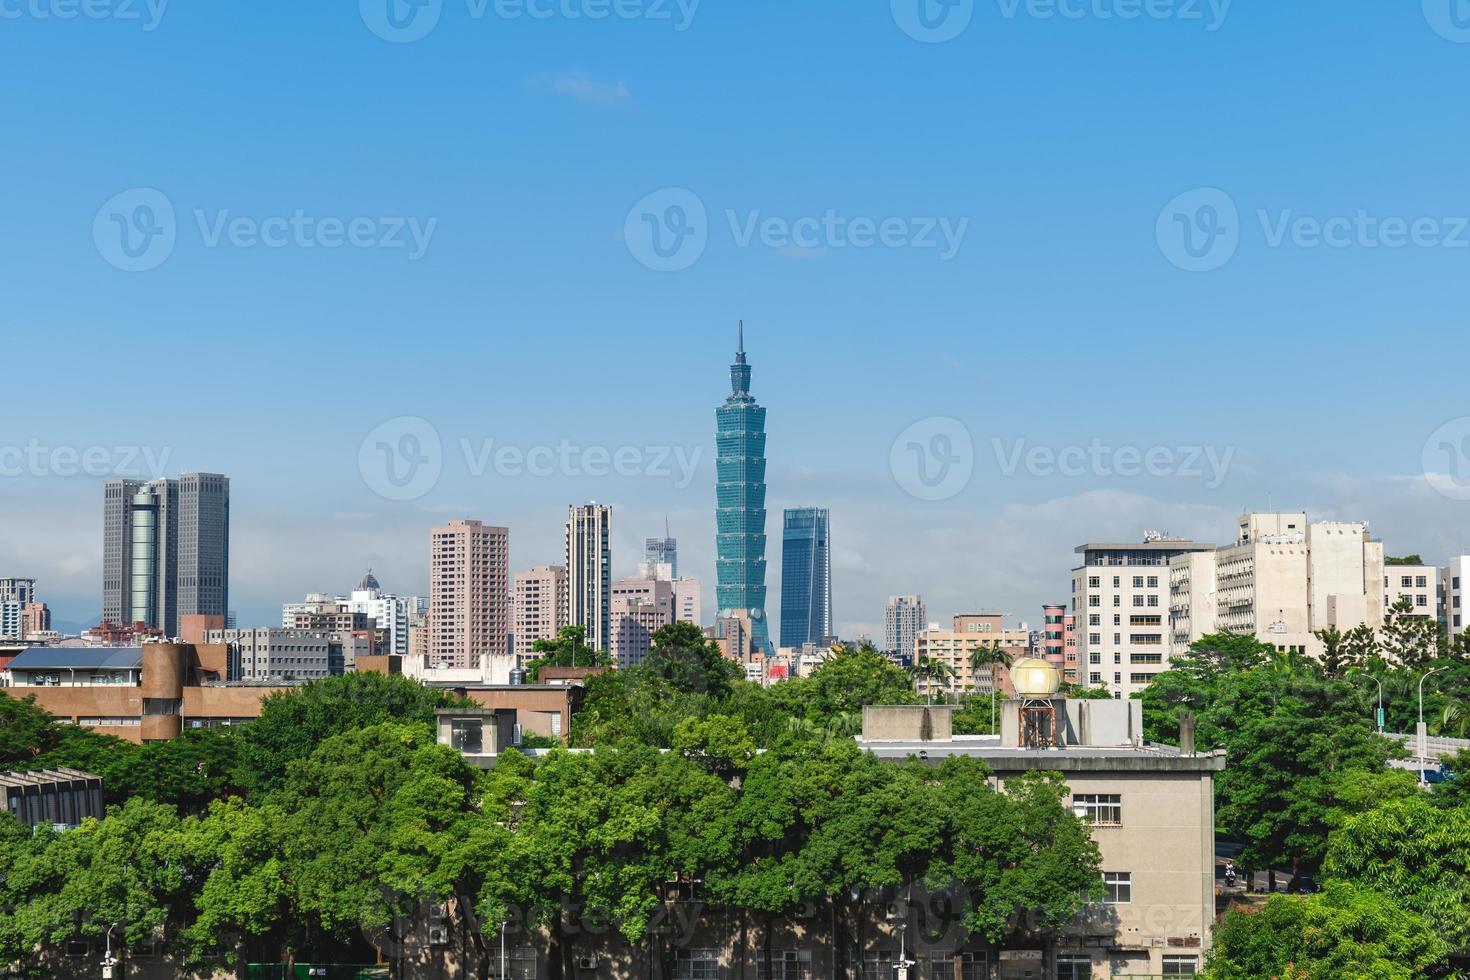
[511,564,569,666]
[884,595,926,665]
[1073,536,1215,699]
[0,602,21,642]
[101,474,229,637]
[566,503,612,652]
[204,627,366,680]
[0,769,103,830]
[1166,513,1385,663]
[1384,561,1438,620]
[914,614,1030,699]
[857,699,1224,979]
[673,576,702,627]
[1443,556,1470,635]
[609,577,677,668]
[1041,603,1077,681]
[429,519,510,669]
[339,571,426,656]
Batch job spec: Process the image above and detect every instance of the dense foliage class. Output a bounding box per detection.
[0,631,1105,979]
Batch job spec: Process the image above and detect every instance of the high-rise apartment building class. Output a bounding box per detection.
[715,324,770,654]
[884,595,926,664]
[101,474,229,637]
[1073,536,1215,698]
[429,519,509,669]
[0,579,36,605]
[512,565,569,665]
[609,577,676,668]
[779,507,832,649]
[566,504,612,652]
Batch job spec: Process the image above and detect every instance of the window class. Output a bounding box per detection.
[1112,596,1121,607]
[1089,653,1101,665]
[1088,576,1100,588]
[1416,595,1428,607]
[1056,956,1092,980]
[674,949,720,980]
[1113,577,1120,587]
[1162,955,1199,976]
[1089,633,1101,645]
[450,719,483,755]
[925,952,985,979]
[756,950,811,979]
[1113,652,1121,664]
[1112,614,1121,626]
[1147,575,1159,587]
[1148,595,1160,607]
[863,952,898,979]
[1131,653,1163,664]
[1130,672,1157,685]
[489,947,538,980]
[1401,576,1413,587]
[1417,576,1428,588]
[1103,872,1132,903]
[1113,672,1121,685]
[1089,672,1102,685]
[1132,595,1144,607]
[1088,614,1100,626]
[1132,576,1144,588]
[1072,793,1121,826]
[1089,596,1100,608]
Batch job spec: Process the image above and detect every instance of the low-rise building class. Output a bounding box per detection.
[1384,560,1437,620]
[0,768,103,829]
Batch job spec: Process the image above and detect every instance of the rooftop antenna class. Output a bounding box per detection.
[738,319,744,354]
[665,515,671,540]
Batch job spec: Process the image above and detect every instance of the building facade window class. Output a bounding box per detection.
[1103,872,1132,903]
[1056,956,1092,980]
[755,949,812,979]
[1072,793,1122,826]
[1162,954,1199,975]
[674,949,720,980]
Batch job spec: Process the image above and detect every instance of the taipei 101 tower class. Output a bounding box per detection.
[714,322,771,654]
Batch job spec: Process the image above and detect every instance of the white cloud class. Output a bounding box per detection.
[530,71,632,107]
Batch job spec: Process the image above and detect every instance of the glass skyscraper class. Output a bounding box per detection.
[780,507,832,649]
[715,324,770,653]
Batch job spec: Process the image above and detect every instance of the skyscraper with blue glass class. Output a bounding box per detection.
[780,507,832,649]
[715,324,770,653]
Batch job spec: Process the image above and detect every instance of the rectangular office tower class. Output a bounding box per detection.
[566,503,612,652]
[102,474,230,638]
[779,507,832,649]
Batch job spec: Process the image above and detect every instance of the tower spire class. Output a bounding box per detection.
[738,319,744,355]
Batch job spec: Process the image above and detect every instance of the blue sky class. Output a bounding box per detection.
[4,0,1470,637]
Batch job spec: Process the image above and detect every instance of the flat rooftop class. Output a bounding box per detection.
[855,734,1227,773]
[1074,542,1215,553]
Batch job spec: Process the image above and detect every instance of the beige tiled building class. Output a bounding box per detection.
[914,613,1031,699]
[511,565,568,667]
[429,519,509,669]
[1384,561,1437,620]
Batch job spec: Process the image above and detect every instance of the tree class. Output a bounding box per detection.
[1379,597,1441,669]
[102,727,243,812]
[770,642,916,725]
[235,671,468,794]
[640,621,742,701]
[912,657,955,704]
[966,640,1012,693]
[1207,882,1448,979]
[1324,794,1470,948]
[1313,627,1354,678]
[0,692,135,775]
[525,624,611,680]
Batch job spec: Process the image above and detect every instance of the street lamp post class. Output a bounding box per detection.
[1418,667,1448,786]
[1350,672,1385,733]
